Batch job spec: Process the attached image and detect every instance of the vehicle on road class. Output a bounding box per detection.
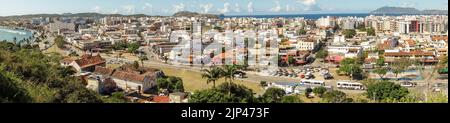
[337,81,365,90]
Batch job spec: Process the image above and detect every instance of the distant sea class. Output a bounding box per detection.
[0,26,33,42]
[224,13,439,19]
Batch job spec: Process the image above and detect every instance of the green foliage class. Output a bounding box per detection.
[260,81,268,87]
[322,90,354,103]
[373,68,388,79]
[65,89,103,103]
[133,61,140,69]
[156,76,184,93]
[259,87,286,103]
[366,28,376,36]
[297,29,307,35]
[343,29,356,38]
[338,58,363,80]
[305,88,313,98]
[201,66,223,88]
[288,56,295,66]
[0,41,104,103]
[376,57,385,67]
[189,89,230,103]
[281,95,303,103]
[315,49,328,59]
[112,41,128,50]
[313,86,327,97]
[0,67,32,103]
[366,81,409,102]
[127,42,140,54]
[189,82,256,103]
[54,35,65,49]
[103,92,128,103]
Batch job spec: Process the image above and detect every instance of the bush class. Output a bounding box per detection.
[366,81,409,102]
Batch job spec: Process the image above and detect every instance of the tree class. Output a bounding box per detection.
[260,87,286,103]
[138,55,148,66]
[391,58,411,80]
[189,89,230,103]
[221,65,240,96]
[281,95,303,103]
[338,58,363,80]
[101,78,118,95]
[313,86,327,97]
[322,90,353,103]
[69,51,79,57]
[305,88,313,98]
[54,35,65,49]
[375,57,385,67]
[156,76,184,93]
[189,82,256,103]
[366,81,409,102]
[260,81,268,87]
[127,42,140,54]
[0,69,32,103]
[201,66,223,88]
[315,49,328,60]
[103,92,128,103]
[343,29,356,38]
[366,28,376,36]
[288,56,296,66]
[373,68,388,80]
[133,61,140,69]
[297,29,307,35]
[65,89,102,103]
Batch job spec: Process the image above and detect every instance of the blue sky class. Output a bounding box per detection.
[0,0,448,16]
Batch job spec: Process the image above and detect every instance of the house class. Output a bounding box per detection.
[297,38,320,52]
[89,65,165,94]
[383,50,438,64]
[68,54,106,73]
[169,92,188,103]
[327,46,364,59]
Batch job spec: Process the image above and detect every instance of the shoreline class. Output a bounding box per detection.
[0,26,37,43]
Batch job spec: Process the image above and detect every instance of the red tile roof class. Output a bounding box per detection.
[94,66,114,76]
[152,96,170,103]
[432,36,448,41]
[384,51,435,57]
[75,54,106,68]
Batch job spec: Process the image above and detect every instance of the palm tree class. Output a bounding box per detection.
[201,66,223,88]
[139,55,148,66]
[221,65,242,96]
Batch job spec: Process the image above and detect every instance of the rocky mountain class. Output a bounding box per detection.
[370,7,448,15]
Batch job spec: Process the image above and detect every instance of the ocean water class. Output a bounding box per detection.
[0,27,33,42]
[225,13,430,19]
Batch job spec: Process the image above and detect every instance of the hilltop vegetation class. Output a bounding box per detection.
[0,42,106,103]
[370,7,448,15]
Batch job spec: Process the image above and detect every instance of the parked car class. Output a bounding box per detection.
[400,81,417,88]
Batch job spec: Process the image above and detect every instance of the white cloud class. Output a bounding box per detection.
[218,2,230,14]
[298,0,317,6]
[286,5,295,12]
[247,2,254,13]
[233,3,241,13]
[270,0,281,12]
[109,9,119,14]
[142,3,153,13]
[172,3,185,13]
[92,6,101,13]
[297,0,322,11]
[122,5,135,14]
[400,2,415,8]
[199,3,214,13]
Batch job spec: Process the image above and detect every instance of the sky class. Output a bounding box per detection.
[0,0,448,16]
